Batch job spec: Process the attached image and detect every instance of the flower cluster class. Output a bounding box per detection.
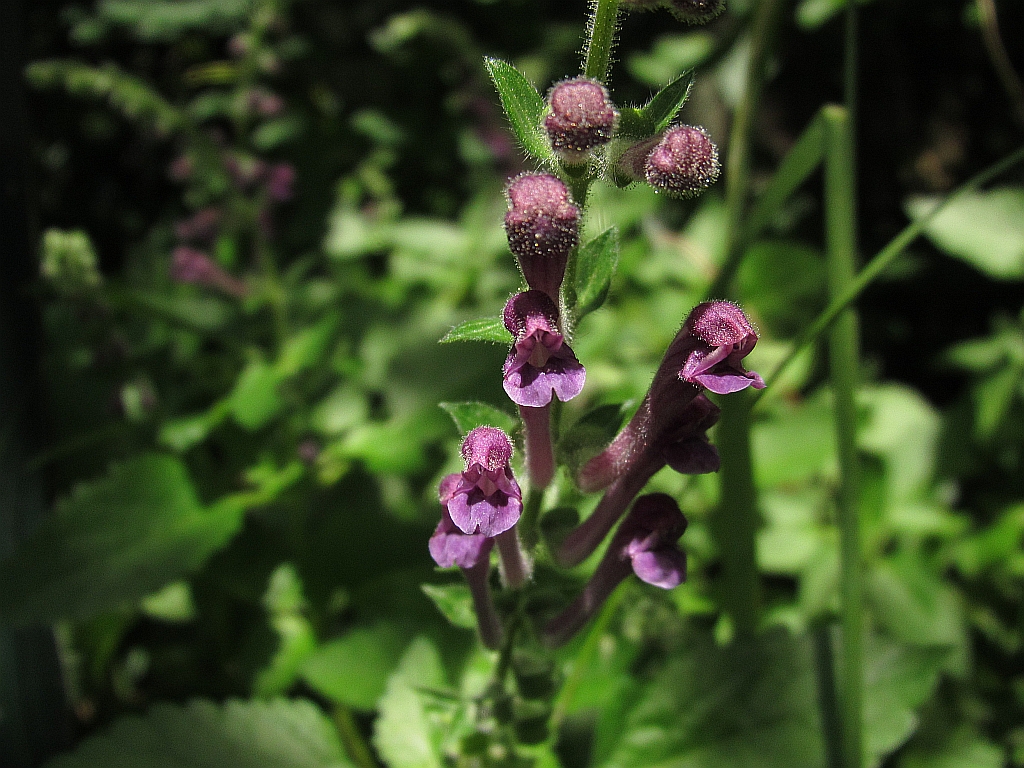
[430,0,754,653]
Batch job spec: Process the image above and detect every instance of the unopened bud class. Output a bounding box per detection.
[544,78,618,164]
[504,173,579,301]
[644,125,720,198]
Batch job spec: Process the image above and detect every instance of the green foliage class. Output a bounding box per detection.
[0,455,243,625]
[44,699,353,768]
[439,401,520,436]
[484,58,554,165]
[439,317,512,345]
[568,227,620,325]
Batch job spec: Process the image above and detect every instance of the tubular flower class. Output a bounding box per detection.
[545,494,688,646]
[504,174,580,301]
[502,291,586,408]
[446,427,523,538]
[677,300,765,394]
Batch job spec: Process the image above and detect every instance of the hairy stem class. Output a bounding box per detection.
[583,0,621,82]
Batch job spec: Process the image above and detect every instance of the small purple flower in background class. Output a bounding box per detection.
[666,0,725,24]
[267,163,296,203]
[502,291,586,407]
[545,494,688,646]
[544,78,618,164]
[446,426,523,538]
[174,207,223,244]
[645,125,720,198]
[504,173,580,302]
[677,300,765,394]
[170,246,247,298]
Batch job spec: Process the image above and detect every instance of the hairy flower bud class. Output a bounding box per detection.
[645,125,720,198]
[504,174,580,301]
[544,78,618,164]
[666,0,725,24]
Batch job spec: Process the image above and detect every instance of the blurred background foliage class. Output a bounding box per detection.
[3,0,1024,766]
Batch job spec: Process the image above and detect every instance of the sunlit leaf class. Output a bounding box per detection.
[439,401,519,436]
[0,455,244,625]
[301,623,410,710]
[43,698,352,768]
[421,583,477,629]
[571,227,619,323]
[439,317,512,345]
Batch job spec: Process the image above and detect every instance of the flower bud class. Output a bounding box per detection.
[644,125,720,198]
[446,427,522,538]
[666,0,725,24]
[544,78,618,164]
[504,174,580,302]
[170,247,247,298]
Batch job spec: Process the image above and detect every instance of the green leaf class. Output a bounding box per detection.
[252,115,306,151]
[43,698,353,768]
[906,188,1024,280]
[483,58,553,163]
[229,360,284,430]
[867,555,966,648]
[301,623,410,711]
[557,403,627,477]
[639,71,694,134]
[439,401,519,436]
[439,316,512,345]
[373,637,448,768]
[628,34,714,87]
[0,455,244,625]
[572,227,619,322]
[276,314,341,378]
[421,583,477,629]
[593,627,824,768]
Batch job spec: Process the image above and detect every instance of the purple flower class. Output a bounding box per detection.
[502,291,586,408]
[644,125,720,198]
[446,427,522,538]
[504,174,580,302]
[430,479,494,569]
[544,78,618,164]
[676,300,765,394]
[170,246,247,298]
[174,207,222,244]
[266,163,296,203]
[545,494,688,646]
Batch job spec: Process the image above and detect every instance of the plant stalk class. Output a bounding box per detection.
[583,0,621,82]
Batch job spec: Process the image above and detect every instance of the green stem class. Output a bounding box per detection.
[755,141,1024,399]
[812,625,845,768]
[706,0,787,301]
[519,488,544,551]
[823,103,863,768]
[711,390,761,636]
[583,0,621,82]
[332,705,380,768]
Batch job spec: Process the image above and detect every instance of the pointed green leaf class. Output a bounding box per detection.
[572,227,619,322]
[439,401,519,436]
[229,360,284,430]
[439,316,512,345]
[618,71,694,138]
[483,57,553,163]
[0,455,245,625]
[43,698,353,768]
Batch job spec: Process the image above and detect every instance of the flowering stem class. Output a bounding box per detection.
[332,704,380,768]
[519,404,555,491]
[495,527,531,589]
[583,0,621,83]
[463,558,503,650]
[544,555,630,647]
[519,488,544,551]
[825,78,864,768]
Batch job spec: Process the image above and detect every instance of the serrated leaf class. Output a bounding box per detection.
[439,317,512,345]
[43,698,352,768]
[373,638,447,768]
[0,455,244,625]
[483,58,552,163]
[572,227,619,322]
[906,188,1024,280]
[421,583,477,629]
[439,401,519,436]
[301,623,410,710]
